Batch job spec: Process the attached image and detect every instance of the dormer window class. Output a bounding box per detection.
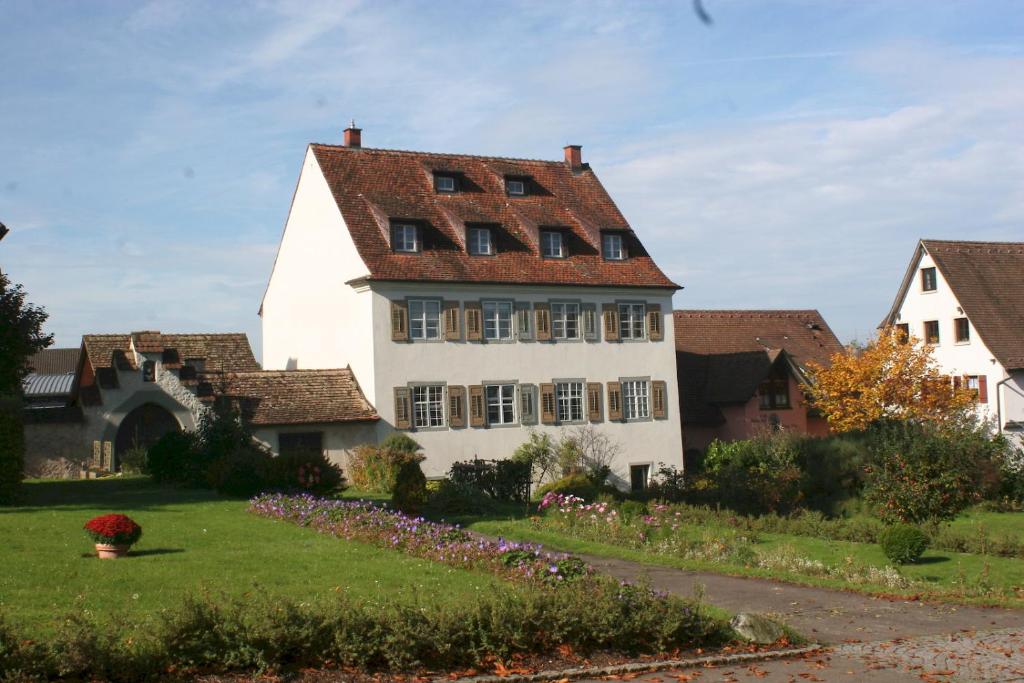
[506,178,526,196]
[392,223,419,253]
[434,174,457,193]
[468,227,493,255]
[602,233,626,260]
[541,230,565,258]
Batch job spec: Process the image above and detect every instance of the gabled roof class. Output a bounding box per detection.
[882,239,1024,370]
[81,332,260,374]
[307,144,679,290]
[206,368,378,426]
[674,310,844,426]
[27,348,80,375]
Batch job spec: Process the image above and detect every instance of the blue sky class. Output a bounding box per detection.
[2,0,1022,359]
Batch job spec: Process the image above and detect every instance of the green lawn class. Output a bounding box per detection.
[948,508,1024,543]
[0,478,502,636]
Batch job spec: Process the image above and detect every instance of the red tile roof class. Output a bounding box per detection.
[309,145,679,289]
[82,332,260,374]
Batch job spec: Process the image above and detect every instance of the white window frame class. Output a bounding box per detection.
[621,379,650,420]
[551,302,580,340]
[485,383,517,426]
[435,175,457,193]
[392,223,419,253]
[468,227,493,256]
[602,233,625,260]
[555,381,585,424]
[506,179,526,196]
[408,299,441,341]
[618,302,646,340]
[482,300,514,341]
[541,231,565,258]
[412,384,445,429]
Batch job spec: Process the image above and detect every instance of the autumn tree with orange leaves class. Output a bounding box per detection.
[805,328,977,433]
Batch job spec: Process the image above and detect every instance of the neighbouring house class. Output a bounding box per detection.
[674,310,845,458]
[23,348,86,478]
[881,239,1024,446]
[260,124,684,488]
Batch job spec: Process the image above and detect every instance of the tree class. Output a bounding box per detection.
[805,328,976,433]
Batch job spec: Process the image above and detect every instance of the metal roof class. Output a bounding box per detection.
[23,373,75,398]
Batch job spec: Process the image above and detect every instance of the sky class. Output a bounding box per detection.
[1,0,1022,360]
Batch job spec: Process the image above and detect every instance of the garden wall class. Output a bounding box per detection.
[23,416,88,478]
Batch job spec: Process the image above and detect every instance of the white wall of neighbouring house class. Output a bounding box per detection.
[260,146,376,401]
[251,422,379,468]
[367,281,684,483]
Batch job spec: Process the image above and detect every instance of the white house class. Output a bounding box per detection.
[881,239,1024,446]
[260,125,685,487]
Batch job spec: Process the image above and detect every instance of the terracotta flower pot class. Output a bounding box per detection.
[95,543,130,559]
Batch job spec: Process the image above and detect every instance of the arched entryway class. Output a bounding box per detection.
[115,403,181,460]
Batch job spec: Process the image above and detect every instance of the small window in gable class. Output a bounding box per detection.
[921,267,937,292]
[434,174,457,193]
[603,233,626,260]
[541,230,565,258]
[468,227,493,255]
[392,223,419,253]
[506,178,527,196]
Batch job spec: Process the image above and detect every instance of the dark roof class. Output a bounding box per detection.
[883,240,1024,370]
[82,332,260,374]
[207,369,379,426]
[674,310,844,426]
[27,348,80,375]
[23,373,76,398]
[306,144,678,290]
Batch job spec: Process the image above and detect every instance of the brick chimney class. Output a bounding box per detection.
[563,144,582,170]
[343,121,362,148]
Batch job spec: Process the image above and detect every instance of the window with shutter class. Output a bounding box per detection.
[607,381,623,421]
[443,301,461,340]
[602,304,619,342]
[448,385,466,427]
[516,303,533,341]
[465,302,483,341]
[534,303,552,341]
[519,384,538,425]
[647,304,663,341]
[978,375,988,404]
[652,380,667,419]
[582,304,598,341]
[587,382,603,422]
[393,387,411,429]
[468,385,486,427]
[390,300,409,342]
[540,383,556,424]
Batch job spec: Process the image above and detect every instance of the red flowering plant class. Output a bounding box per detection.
[83,514,143,547]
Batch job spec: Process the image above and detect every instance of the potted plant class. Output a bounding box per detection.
[84,514,142,559]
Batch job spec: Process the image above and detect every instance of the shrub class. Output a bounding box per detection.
[0,396,24,505]
[265,450,346,496]
[83,513,143,547]
[206,443,273,498]
[117,447,147,475]
[391,454,427,513]
[146,431,200,484]
[797,433,870,515]
[349,435,423,494]
[449,458,531,502]
[429,479,490,515]
[879,524,930,564]
[645,463,687,502]
[703,432,804,514]
[535,473,600,501]
[512,431,557,484]
[381,433,422,454]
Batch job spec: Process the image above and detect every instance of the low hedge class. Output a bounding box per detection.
[879,524,930,564]
[0,583,730,680]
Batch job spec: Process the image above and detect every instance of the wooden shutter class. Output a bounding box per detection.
[953,375,963,389]
[390,300,409,342]
[465,302,483,341]
[979,375,988,404]
[468,385,486,427]
[394,387,411,429]
[519,384,538,425]
[582,304,598,341]
[607,381,623,421]
[602,304,619,342]
[448,385,466,427]
[540,383,556,424]
[587,382,603,422]
[443,301,461,340]
[652,380,667,419]
[516,302,533,341]
[534,302,551,341]
[647,304,663,341]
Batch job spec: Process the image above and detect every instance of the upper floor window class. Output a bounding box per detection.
[541,231,565,258]
[555,381,584,423]
[409,299,441,340]
[506,178,526,196]
[894,323,910,344]
[551,302,580,340]
[392,223,419,253]
[468,227,493,255]
[412,384,445,428]
[619,303,646,340]
[142,360,157,382]
[485,384,516,425]
[602,233,625,260]
[921,267,937,292]
[622,380,650,420]
[758,368,790,409]
[954,317,970,343]
[482,300,513,340]
[924,320,940,344]
[434,174,457,193]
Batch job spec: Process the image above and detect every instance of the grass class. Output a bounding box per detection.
[0,477,502,636]
[948,508,1024,543]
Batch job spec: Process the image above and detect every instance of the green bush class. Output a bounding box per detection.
[391,455,427,513]
[702,432,804,515]
[146,431,200,484]
[879,524,930,564]
[348,435,423,494]
[0,397,24,505]
[535,473,601,501]
[381,433,422,454]
[428,479,490,515]
[265,450,346,496]
[449,458,531,502]
[117,447,147,475]
[797,433,870,515]
[206,443,273,498]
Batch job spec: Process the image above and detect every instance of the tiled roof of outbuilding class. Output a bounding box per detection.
[81,333,260,373]
[27,348,80,375]
[308,145,679,290]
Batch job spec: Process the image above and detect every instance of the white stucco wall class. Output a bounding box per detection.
[252,422,379,469]
[260,147,375,399]
[367,281,684,481]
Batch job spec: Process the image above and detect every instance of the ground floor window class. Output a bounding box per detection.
[413,385,445,428]
[486,383,516,425]
[630,464,651,492]
[279,432,324,457]
[556,381,584,423]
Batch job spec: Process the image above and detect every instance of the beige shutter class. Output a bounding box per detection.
[534,302,551,341]
[468,385,486,427]
[607,381,623,421]
[582,304,598,341]
[519,384,537,425]
[647,304,663,341]
[448,385,466,427]
[443,301,461,340]
[515,303,533,341]
[602,304,619,342]
[465,302,483,341]
[652,380,667,418]
[391,300,409,342]
[540,383,557,424]
[394,386,412,429]
[587,382,603,422]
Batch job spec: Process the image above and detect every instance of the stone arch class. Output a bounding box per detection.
[114,403,182,458]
